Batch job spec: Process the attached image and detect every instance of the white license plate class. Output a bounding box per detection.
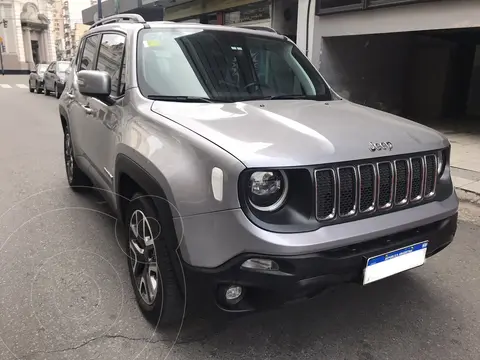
[363,241,428,285]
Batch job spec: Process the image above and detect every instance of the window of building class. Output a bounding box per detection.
[318,0,362,10]
[316,0,439,15]
[96,33,126,97]
[78,34,100,71]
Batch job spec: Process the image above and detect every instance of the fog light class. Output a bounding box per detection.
[241,258,279,271]
[225,285,243,302]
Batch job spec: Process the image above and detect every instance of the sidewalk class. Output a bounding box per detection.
[438,127,480,199]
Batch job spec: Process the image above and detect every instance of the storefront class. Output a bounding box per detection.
[173,1,271,27]
[223,1,272,27]
[82,0,273,27]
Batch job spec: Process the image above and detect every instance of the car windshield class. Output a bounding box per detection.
[57,62,70,73]
[137,28,332,102]
[38,64,48,74]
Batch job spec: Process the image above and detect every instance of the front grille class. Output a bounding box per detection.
[315,153,438,222]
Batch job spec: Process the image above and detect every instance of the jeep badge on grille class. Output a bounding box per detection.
[369,142,393,152]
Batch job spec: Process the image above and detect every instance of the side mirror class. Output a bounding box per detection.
[77,70,111,98]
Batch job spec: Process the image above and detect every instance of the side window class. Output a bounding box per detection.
[79,35,100,71]
[74,38,85,70]
[119,57,126,96]
[96,33,126,97]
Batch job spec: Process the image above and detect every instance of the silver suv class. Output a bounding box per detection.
[59,14,458,326]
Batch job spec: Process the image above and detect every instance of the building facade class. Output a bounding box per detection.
[80,0,480,122]
[302,0,480,121]
[82,0,274,27]
[0,1,56,72]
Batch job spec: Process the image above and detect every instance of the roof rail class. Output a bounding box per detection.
[237,25,278,34]
[89,13,149,29]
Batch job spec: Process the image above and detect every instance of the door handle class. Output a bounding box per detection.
[81,104,93,115]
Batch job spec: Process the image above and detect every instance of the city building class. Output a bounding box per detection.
[71,22,89,54]
[52,0,65,60]
[0,1,56,73]
[61,0,90,59]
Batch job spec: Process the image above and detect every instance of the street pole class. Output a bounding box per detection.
[97,0,103,19]
[0,42,4,76]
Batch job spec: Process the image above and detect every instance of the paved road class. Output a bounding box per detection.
[0,75,479,360]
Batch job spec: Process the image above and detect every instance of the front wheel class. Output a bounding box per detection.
[55,83,61,99]
[64,126,91,190]
[29,81,34,93]
[44,84,50,96]
[126,193,185,327]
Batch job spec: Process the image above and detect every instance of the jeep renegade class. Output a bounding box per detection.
[59,14,458,326]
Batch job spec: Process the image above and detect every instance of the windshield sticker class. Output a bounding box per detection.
[144,39,161,47]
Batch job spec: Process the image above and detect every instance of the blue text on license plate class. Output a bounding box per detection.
[363,241,428,285]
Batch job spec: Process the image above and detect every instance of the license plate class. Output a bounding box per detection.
[363,241,428,285]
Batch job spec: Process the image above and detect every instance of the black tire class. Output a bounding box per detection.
[55,83,61,99]
[126,193,185,327]
[29,81,34,93]
[36,82,43,94]
[44,86,50,96]
[64,125,91,191]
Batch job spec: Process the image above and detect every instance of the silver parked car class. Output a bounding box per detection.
[59,14,458,327]
[43,60,70,98]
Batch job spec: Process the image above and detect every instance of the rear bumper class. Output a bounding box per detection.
[184,213,457,312]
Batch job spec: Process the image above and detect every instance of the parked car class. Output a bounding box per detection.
[28,63,49,93]
[59,14,459,327]
[43,61,70,98]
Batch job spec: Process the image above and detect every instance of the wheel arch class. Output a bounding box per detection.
[59,105,69,133]
[114,153,179,225]
[115,153,185,290]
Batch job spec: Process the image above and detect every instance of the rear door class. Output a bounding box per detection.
[85,32,127,189]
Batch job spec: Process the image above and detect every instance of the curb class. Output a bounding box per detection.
[455,187,480,206]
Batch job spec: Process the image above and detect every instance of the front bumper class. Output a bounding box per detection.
[184,213,457,312]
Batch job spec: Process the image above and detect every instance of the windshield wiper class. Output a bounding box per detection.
[147,95,219,103]
[266,95,313,100]
[238,95,313,101]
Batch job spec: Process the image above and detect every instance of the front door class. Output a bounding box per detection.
[84,32,126,189]
[67,34,101,165]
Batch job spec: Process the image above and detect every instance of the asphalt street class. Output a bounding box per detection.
[0,74,479,360]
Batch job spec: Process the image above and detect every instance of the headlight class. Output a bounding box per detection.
[437,149,447,176]
[247,170,288,212]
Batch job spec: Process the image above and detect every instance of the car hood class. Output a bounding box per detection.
[151,99,449,168]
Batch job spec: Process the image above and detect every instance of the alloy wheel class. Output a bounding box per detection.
[128,210,158,306]
[64,132,74,183]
